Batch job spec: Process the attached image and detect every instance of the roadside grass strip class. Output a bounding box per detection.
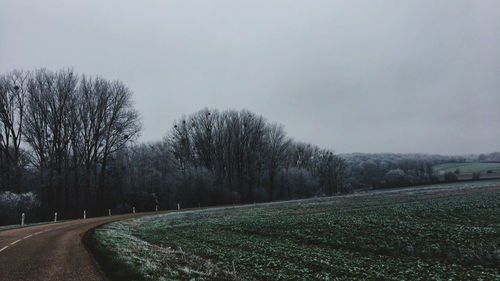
[88,222,240,281]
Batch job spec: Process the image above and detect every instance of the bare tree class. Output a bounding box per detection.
[21,69,141,217]
[23,69,78,216]
[77,76,141,213]
[264,123,291,201]
[97,80,141,211]
[0,70,27,191]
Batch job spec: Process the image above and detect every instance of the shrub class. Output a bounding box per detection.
[0,191,40,225]
[444,172,458,182]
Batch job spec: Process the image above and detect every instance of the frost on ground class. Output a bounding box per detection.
[90,180,500,281]
[92,221,240,281]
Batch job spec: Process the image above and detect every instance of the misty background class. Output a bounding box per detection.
[1,0,499,154]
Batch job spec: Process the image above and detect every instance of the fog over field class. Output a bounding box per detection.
[1,0,499,154]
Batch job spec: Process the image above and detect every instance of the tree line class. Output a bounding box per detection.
[0,69,141,223]
[112,109,348,212]
[0,68,347,225]
[2,68,496,226]
[342,153,482,189]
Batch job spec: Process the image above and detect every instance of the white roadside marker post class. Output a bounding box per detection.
[83,210,86,219]
[133,206,135,214]
[155,205,158,212]
[21,213,25,226]
[108,209,111,216]
[54,212,58,223]
[177,203,180,210]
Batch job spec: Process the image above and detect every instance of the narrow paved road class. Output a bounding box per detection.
[0,211,168,281]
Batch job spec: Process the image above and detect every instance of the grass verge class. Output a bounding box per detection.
[84,215,240,281]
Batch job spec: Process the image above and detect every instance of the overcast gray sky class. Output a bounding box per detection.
[1,0,499,154]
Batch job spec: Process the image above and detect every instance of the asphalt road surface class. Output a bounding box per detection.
[0,211,168,281]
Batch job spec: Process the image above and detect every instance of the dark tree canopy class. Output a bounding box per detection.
[0,69,141,222]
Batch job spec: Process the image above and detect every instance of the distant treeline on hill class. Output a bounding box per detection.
[340,151,500,190]
[0,68,497,226]
[478,152,500,162]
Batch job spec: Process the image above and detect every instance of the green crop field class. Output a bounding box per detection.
[433,162,500,180]
[88,180,500,281]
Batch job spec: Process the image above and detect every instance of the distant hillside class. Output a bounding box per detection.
[433,162,500,181]
[340,152,500,189]
[478,152,500,162]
